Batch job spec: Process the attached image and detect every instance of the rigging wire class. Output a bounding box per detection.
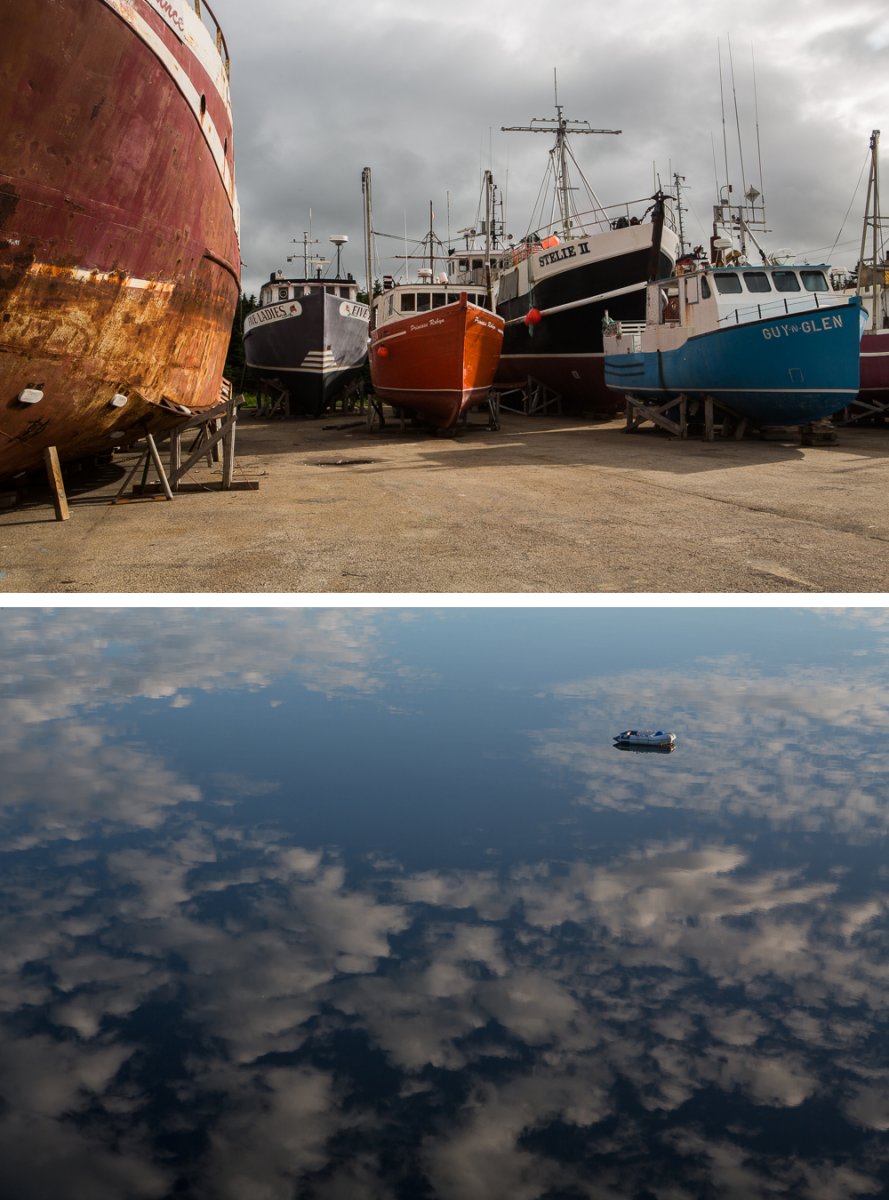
[827,145,871,264]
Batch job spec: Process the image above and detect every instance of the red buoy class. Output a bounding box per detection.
[376,345,389,358]
[524,307,542,327]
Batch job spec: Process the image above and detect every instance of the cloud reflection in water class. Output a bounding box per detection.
[0,608,888,1199]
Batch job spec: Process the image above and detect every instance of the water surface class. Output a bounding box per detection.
[2,607,889,1199]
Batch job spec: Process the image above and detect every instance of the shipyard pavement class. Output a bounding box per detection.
[2,412,889,594]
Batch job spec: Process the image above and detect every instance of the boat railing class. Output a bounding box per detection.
[605,320,645,352]
[511,196,676,253]
[718,291,849,327]
[191,0,230,76]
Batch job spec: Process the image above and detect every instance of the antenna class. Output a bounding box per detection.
[288,227,320,276]
[329,234,348,277]
[501,69,620,239]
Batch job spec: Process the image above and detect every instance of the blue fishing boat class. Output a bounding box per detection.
[603,253,866,427]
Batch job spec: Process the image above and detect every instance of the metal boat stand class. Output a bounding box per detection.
[833,396,889,426]
[494,376,562,417]
[253,377,290,418]
[622,393,748,441]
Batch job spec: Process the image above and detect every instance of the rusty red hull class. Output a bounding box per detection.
[0,0,240,480]
[859,328,889,402]
[370,298,504,429]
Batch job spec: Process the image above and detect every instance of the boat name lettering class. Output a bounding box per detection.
[244,302,302,331]
[339,301,370,321]
[538,241,590,268]
[408,318,446,331]
[148,0,187,35]
[762,314,843,340]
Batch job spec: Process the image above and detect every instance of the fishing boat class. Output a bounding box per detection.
[0,0,240,481]
[603,243,865,427]
[492,90,680,414]
[243,234,369,416]
[369,276,504,429]
[363,170,504,430]
[614,730,676,748]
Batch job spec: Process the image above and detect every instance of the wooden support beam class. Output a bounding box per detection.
[221,396,236,489]
[42,446,70,521]
[624,394,686,437]
[145,433,174,500]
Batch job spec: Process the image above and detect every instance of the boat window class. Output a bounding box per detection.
[278,287,289,301]
[458,258,469,273]
[700,277,711,298]
[400,293,416,312]
[772,271,801,292]
[801,270,829,292]
[743,271,771,292]
[714,273,743,294]
[432,294,447,308]
[472,258,484,271]
[417,293,431,312]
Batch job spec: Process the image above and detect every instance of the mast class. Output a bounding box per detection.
[484,169,494,306]
[501,72,620,240]
[289,226,319,276]
[362,166,375,330]
[858,131,881,332]
[429,201,434,278]
[673,172,687,255]
[647,191,667,282]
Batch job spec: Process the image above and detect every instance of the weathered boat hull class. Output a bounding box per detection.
[244,292,369,416]
[369,297,504,428]
[494,224,678,414]
[858,327,889,402]
[604,299,865,426]
[0,0,240,480]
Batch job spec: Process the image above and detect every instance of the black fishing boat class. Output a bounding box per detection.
[243,234,369,416]
[494,87,679,414]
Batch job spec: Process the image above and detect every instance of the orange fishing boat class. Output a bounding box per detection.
[369,278,504,429]
[362,169,504,430]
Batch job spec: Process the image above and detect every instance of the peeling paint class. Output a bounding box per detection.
[0,0,240,479]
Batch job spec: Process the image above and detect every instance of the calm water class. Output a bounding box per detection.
[2,607,889,1199]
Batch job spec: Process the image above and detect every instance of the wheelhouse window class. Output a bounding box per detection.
[277,287,289,301]
[743,272,771,293]
[416,293,431,312]
[432,294,447,308]
[700,277,711,298]
[714,273,743,294]
[801,270,829,292]
[772,271,801,292]
[400,293,416,313]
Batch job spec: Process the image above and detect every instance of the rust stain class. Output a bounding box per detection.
[0,0,240,479]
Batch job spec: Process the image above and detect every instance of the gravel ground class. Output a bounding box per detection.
[2,411,889,595]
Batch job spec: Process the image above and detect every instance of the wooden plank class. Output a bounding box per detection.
[42,446,70,521]
[221,397,236,489]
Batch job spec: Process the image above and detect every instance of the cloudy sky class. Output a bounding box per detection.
[207,0,889,300]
